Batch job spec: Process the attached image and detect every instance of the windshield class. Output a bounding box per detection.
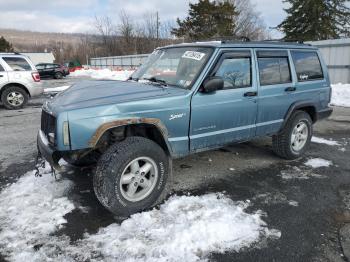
[131,47,213,89]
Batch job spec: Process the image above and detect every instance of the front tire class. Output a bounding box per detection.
[1,86,28,110]
[93,137,170,217]
[272,110,313,159]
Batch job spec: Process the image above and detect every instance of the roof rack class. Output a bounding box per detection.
[197,36,311,46]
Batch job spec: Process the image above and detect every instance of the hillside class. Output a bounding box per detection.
[0,28,91,52]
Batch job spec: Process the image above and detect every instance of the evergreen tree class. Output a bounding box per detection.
[0,36,13,52]
[278,0,350,41]
[171,0,238,41]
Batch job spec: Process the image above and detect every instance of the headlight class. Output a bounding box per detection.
[63,121,70,146]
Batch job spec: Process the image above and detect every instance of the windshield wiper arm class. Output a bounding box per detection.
[142,77,167,86]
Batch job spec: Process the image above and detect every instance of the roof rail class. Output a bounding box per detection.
[262,38,312,46]
[0,52,22,55]
[199,36,251,43]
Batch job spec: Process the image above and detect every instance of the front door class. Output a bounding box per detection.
[190,49,258,151]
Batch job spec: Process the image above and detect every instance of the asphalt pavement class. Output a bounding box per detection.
[0,77,349,261]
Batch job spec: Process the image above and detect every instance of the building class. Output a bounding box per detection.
[20,52,55,65]
[308,38,350,84]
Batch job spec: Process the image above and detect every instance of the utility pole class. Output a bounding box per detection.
[156,11,159,40]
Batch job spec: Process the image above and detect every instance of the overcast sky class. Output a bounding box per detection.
[0,0,286,36]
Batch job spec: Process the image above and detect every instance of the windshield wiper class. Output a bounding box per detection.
[142,77,168,87]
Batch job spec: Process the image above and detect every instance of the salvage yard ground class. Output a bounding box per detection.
[0,75,350,261]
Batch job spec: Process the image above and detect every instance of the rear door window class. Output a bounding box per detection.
[257,51,292,86]
[0,63,4,72]
[291,51,324,81]
[2,57,32,71]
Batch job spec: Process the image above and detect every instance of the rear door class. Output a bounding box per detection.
[0,61,9,87]
[255,49,296,136]
[190,49,258,151]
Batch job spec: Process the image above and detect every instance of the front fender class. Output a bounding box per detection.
[89,117,173,154]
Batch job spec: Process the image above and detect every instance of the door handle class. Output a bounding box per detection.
[285,87,296,92]
[0,75,3,77]
[244,91,257,97]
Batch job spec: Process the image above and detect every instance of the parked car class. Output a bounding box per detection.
[36,63,69,79]
[37,41,332,217]
[0,53,42,109]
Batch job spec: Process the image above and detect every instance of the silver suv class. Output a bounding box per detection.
[0,53,43,109]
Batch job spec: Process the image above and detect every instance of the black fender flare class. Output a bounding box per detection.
[279,101,317,132]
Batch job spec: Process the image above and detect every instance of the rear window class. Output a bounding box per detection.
[2,57,32,71]
[257,51,292,86]
[291,51,324,81]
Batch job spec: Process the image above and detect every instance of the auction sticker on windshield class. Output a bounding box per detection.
[182,51,206,61]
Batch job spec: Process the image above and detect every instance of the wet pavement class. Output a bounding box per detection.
[0,77,349,261]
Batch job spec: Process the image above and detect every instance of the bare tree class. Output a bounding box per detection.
[94,16,119,55]
[230,0,269,40]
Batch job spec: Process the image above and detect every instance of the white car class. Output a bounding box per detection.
[0,53,43,109]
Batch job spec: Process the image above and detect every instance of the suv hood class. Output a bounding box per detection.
[48,80,175,111]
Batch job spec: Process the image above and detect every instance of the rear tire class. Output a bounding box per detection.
[272,110,312,160]
[93,136,171,217]
[1,86,28,110]
[54,72,63,79]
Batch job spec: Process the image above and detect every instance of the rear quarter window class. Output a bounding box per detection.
[2,57,32,71]
[257,52,292,86]
[291,51,324,81]
[0,63,4,71]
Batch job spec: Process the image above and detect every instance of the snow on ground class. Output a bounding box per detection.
[0,165,74,261]
[44,85,70,94]
[304,158,333,168]
[331,83,350,108]
[70,68,134,81]
[75,194,280,261]
[311,136,340,146]
[0,166,280,262]
[280,166,325,180]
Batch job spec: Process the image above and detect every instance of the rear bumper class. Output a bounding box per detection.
[28,82,44,97]
[37,131,61,169]
[316,107,333,121]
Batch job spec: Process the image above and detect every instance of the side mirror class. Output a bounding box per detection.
[202,77,224,93]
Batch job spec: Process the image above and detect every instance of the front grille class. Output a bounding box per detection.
[41,110,56,140]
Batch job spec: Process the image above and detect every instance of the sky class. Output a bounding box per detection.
[0,0,286,36]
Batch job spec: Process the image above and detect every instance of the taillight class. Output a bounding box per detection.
[32,72,40,82]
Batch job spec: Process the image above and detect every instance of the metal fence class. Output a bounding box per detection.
[90,38,350,84]
[308,38,350,84]
[90,54,149,70]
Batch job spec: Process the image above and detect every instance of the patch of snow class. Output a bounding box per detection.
[331,83,350,108]
[280,166,325,180]
[0,169,74,261]
[305,158,332,168]
[75,193,280,261]
[311,136,340,146]
[43,85,70,94]
[0,166,280,261]
[288,200,299,207]
[70,68,134,81]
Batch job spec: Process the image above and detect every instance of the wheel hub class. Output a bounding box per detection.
[7,91,24,106]
[291,121,308,152]
[119,157,158,202]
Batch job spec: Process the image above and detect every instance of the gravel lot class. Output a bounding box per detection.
[0,77,350,261]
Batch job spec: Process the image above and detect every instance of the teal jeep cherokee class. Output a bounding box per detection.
[38,41,333,216]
